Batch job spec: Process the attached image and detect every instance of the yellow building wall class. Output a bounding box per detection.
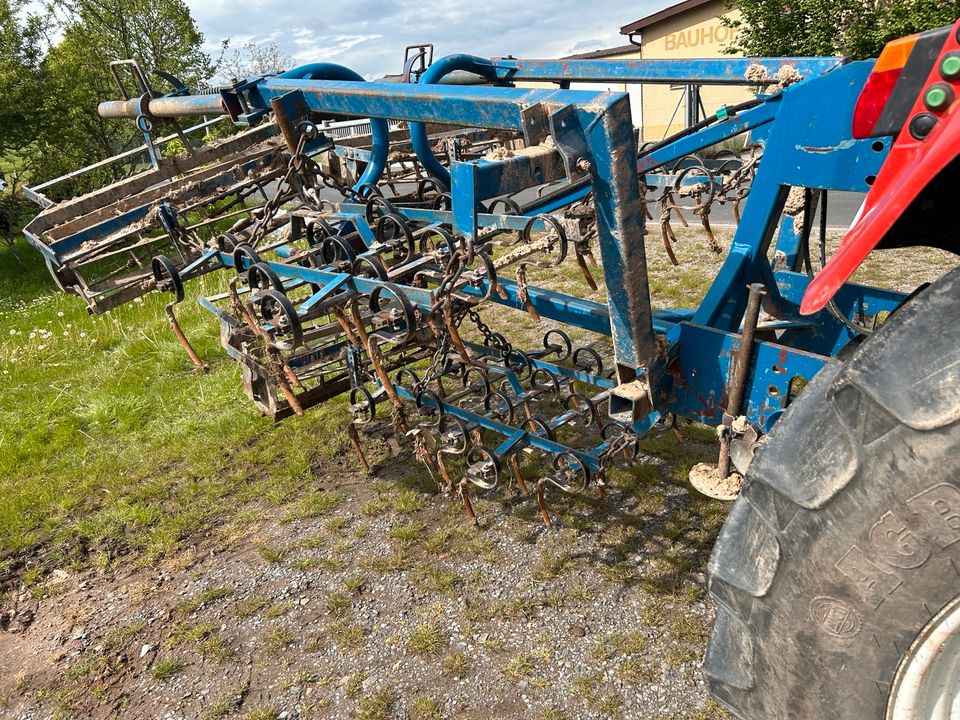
[636,0,748,140]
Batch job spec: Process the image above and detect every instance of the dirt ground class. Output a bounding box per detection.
[0,425,729,720]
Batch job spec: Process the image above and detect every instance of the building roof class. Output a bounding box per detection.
[619,0,715,36]
[564,44,638,60]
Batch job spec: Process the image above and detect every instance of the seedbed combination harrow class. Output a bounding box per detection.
[20,22,960,719]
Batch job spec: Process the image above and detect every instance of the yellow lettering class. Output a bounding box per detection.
[715,25,728,43]
[702,25,714,45]
[665,33,676,51]
[676,31,687,49]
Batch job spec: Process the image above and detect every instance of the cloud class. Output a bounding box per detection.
[187,0,668,79]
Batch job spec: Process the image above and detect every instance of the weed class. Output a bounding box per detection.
[357,687,397,720]
[619,658,659,684]
[531,550,575,581]
[441,651,468,676]
[178,586,232,615]
[66,655,101,680]
[408,622,447,656]
[327,620,365,649]
[343,575,367,594]
[610,631,648,655]
[241,706,278,720]
[411,696,442,720]
[265,628,295,651]
[413,565,459,594]
[324,515,349,532]
[325,591,351,617]
[390,520,424,544]
[506,653,536,680]
[391,489,424,513]
[291,557,317,571]
[151,657,185,680]
[236,596,272,618]
[256,545,285,564]
[345,673,365,697]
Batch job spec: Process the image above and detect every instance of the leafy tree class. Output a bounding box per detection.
[0,0,46,157]
[724,0,960,59]
[36,0,212,195]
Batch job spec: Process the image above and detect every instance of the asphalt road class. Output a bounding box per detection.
[704,189,865,229]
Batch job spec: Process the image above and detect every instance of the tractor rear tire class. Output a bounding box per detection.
[706,265,960,718]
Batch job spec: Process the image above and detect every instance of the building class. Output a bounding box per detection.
[568,0,749,141]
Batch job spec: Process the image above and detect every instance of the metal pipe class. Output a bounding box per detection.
[277,63,389,192]
[409,54,502,189]
[98,94,226,119]
[718,282,766,478]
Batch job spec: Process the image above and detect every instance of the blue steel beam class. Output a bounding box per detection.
[488,57,845,85]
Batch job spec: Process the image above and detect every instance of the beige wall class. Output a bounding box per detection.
[634,0,749,140]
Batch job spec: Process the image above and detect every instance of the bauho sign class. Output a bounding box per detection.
[663,23,738,51]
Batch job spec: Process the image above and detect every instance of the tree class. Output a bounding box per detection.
[214,39,294,84]
[0,0,46,157]
[724,0,960,59]
[36,0,212,194]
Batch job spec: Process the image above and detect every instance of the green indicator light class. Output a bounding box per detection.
[926,86,949,110]
[941,55,960,79]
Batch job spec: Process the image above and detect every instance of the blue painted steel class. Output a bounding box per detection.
[664,322,827,432]
[277,63,389,193]
[408,54,501,188]
[692,61,885,333]
[83,49,919,457]
[489,57,845,85]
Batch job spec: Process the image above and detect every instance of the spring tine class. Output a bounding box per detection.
[700,210,722,254]
[536,480,554,529]
[347,422,371,474]
[164,301,204,369]
[660,223,680,266]
[349,299,409,433]
[436,452,454,493]
[670,198,689,228]
[509,454,530,497]
[516,264,541,324]
[459,481,479,526]
[575,251,599,291]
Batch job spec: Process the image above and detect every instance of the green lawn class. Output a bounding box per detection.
[0,237,352,586]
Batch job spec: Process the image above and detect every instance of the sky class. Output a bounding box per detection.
[184,0,670,80]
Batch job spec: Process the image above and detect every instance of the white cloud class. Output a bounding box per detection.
[186,0,669,79]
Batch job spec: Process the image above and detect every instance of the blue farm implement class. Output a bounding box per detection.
[21,21,960,719]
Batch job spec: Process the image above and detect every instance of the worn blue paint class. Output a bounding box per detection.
[63,49,916,464]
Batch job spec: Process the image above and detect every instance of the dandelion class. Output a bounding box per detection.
[56,311,64,317]
[7,329,15,335]
[37,344,46,350]
[79,332,87,339]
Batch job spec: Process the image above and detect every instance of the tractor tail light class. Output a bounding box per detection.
[853,27,951,139]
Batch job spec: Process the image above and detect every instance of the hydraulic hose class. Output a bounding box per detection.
[409,54,502,189]
[279,63,389,194]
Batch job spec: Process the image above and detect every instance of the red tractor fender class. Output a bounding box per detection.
[801,22,960,315]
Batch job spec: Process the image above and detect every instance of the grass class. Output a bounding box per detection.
[356,688,397,720]
[408,622,447,656]
[0,237,352,581]
[151,656,185,680]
